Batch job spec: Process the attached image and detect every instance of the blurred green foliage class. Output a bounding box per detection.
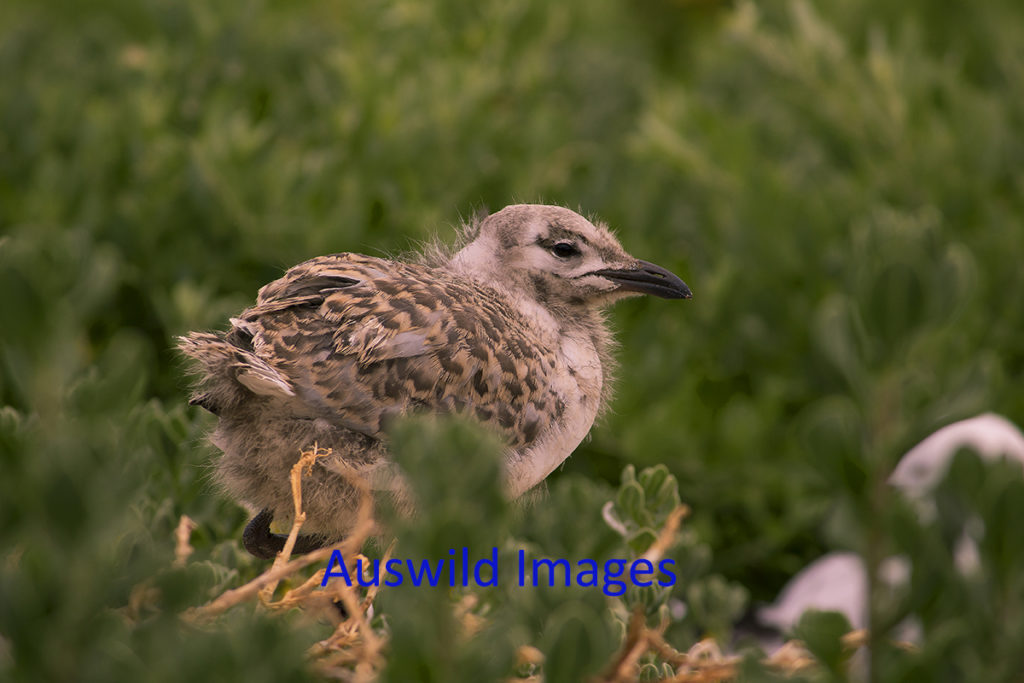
[2,0,1023,679]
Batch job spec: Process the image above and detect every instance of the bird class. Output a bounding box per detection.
[178,204,691,557]
[754,413,1024,651]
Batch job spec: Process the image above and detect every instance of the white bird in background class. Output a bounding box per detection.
[756,413,1024,646]
[888,413,1024,497]
[179,205,692,557]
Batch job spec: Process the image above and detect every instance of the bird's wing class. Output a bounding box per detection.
[235,253,563,447]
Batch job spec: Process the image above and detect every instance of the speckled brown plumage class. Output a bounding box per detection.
[179,205,690,554]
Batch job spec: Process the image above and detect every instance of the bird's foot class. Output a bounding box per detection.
[242,509,329,559]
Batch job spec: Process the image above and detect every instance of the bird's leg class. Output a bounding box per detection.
[242,509,283,559]
[242,509,329,559]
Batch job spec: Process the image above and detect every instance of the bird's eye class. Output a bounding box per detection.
[550,242,580,259]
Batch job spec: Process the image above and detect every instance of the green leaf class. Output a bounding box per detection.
[793,609,853,676]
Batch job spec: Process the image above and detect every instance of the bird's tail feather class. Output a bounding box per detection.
[177,332,295,403]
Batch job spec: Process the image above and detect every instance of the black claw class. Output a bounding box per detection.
[292,530,331,555]
[242,509,330,559]
[331,600,349,619]
[242,509,281,559]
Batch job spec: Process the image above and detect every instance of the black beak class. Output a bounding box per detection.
[591,260,692,299]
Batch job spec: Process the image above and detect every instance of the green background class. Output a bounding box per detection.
[2,0,1023,680]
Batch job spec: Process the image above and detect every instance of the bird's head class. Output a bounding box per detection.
[451,204,691,309]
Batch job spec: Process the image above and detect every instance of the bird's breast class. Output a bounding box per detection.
[504,332,603,497]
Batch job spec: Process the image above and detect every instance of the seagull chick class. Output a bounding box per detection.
[179,205,691,557]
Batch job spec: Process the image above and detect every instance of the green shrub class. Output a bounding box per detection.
[2,0,1023,679]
